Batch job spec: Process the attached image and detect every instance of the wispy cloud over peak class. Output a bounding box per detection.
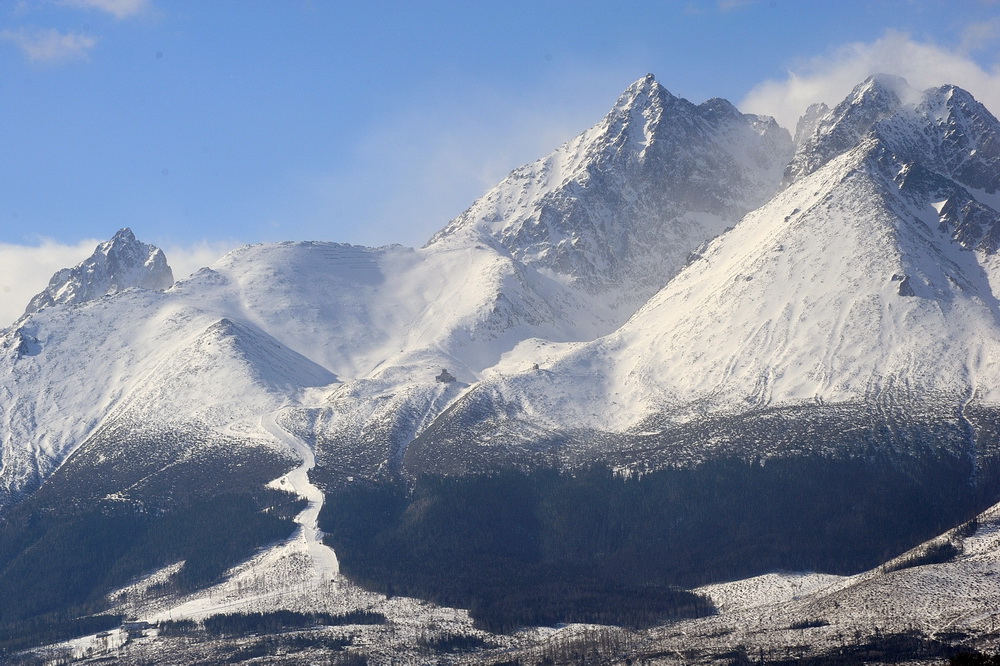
[741,29,1000,131]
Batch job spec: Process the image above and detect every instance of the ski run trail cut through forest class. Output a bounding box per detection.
[142,406,341,623]
[260,407,340,582]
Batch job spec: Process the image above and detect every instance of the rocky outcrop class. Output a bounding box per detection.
[23,227,173,316]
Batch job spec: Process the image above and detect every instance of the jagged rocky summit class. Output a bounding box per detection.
[22,227,174,317]
[429,73,793,317]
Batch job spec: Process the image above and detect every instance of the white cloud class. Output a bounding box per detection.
[57,0,149,19]
[159,240,234,281]
[741,29,1000,131]
[0,238,99,327]
[1,27,97,62]
[717,0,757,11]
[0,237,234,329]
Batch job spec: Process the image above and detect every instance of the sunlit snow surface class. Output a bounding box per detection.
[0,75,793,507]
[9,75,1000,662]
[448,80,1000,439]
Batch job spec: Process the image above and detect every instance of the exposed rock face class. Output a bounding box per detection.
[897,275,916,297]
[784,74,907,186]
[428,74,793,313]
[408,76,1000,469]
[792,102,830,147]
[23,227,173,316]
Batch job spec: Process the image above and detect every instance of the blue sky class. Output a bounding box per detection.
[2,0,1000,324]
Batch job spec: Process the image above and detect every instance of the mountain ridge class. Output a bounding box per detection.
[8,74,1000,504]
[7,73,1000,663]
[404,76,1000,472]
[428,73,793,317]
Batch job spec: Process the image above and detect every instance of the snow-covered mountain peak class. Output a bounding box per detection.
[785,74,912,185]
[426,75,793,323]
[782,77,1000,210]
[836,73,913,124]
[793,102,830,147]
[907,84,1000,194]
[23,227,174,317]
[602,73,677,153]
[602,76,772,172]
[611,72,674,111]
[111,226,138,243]
[854,72,911,100]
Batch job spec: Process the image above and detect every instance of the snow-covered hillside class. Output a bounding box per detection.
[430,73,792,319]
[1,75,794,508]
[418,77,1000,460]
[8,73,1000,663]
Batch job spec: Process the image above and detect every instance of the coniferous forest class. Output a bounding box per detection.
[0,488,303,655]
[320,452,999,633]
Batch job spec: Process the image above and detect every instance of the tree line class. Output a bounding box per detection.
[0,488,303,652]
[320,451,994,632]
